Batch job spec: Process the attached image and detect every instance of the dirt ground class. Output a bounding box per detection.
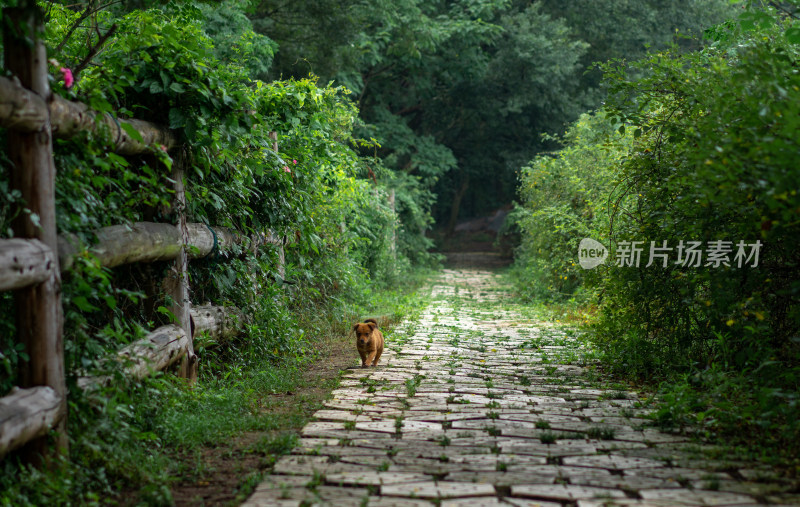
[169,331,359,506]
[436,229,514,269]
[443,251,511,269]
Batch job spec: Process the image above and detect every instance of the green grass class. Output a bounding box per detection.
[405,374,425,397]
[586,426,616,440]
[539,432,557,444]
[0,268,434,506]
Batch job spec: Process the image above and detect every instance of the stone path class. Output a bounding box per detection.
[244,269,798,506]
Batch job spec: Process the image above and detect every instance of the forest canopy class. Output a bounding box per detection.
[249,0,736,229]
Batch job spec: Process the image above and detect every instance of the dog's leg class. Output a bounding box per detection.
[359,349,368,368]
[372,348,383,367]
[366,350,377,367]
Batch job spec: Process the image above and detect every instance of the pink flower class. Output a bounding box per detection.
[293,159,298,164]
[283,166,291,173]
[59,67,74,89]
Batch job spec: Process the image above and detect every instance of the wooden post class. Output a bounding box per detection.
[269,130,278,152]
[166,151,197,381]
[3,2,68,463]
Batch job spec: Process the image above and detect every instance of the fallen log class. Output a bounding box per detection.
[0,238,55,291]
[78,324,190,389]
[0,75,175,154]
[0,386,64,458]
[191,304,247,346]
[58,222,280,271]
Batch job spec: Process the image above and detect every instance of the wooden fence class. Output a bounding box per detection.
[0,4,283,465]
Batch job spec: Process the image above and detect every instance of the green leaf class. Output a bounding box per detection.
[785,27,800,44]
[159,70,171,88]
[156,306,175,323]
[120,122,144,143]
[169,82,186,94]
[72,296,99,312]
[103,295,117,310]
[168,108,187,129]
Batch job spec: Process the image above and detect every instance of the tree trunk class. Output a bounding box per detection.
[4,2,68,463]
[0,387,64,459]
[0,239,55,291]
[0,75,175,154]
[447,174,470,235]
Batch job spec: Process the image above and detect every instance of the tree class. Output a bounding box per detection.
[250,0,735,233]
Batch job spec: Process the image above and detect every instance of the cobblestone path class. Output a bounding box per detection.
[244,269,796,506]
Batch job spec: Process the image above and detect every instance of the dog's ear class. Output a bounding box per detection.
[353,323,360,332]
[367,322,377,330]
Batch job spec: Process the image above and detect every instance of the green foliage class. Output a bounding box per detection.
[514,4,800,456]
[653,361,800,463]
[537,0,737,96]
[512,113,631,301]
[597,15,800,373]
[0,0,428,502]
[196,0,276,79]
[252,0,735,228]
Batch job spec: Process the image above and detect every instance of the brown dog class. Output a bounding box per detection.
[353,318,384,368]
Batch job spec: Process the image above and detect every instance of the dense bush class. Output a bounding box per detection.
[514,7,800,455]
[512,113,632,302]
[598,16,800,371]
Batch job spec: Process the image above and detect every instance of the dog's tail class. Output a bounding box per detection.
[364,318,379,327]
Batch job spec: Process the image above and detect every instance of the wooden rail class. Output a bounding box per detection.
[77,325,191,389]
[0,75,175,154]
[0,239,55,291]
[0,387,64,458]
[191,305,248,347]
[58,223,281,271]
